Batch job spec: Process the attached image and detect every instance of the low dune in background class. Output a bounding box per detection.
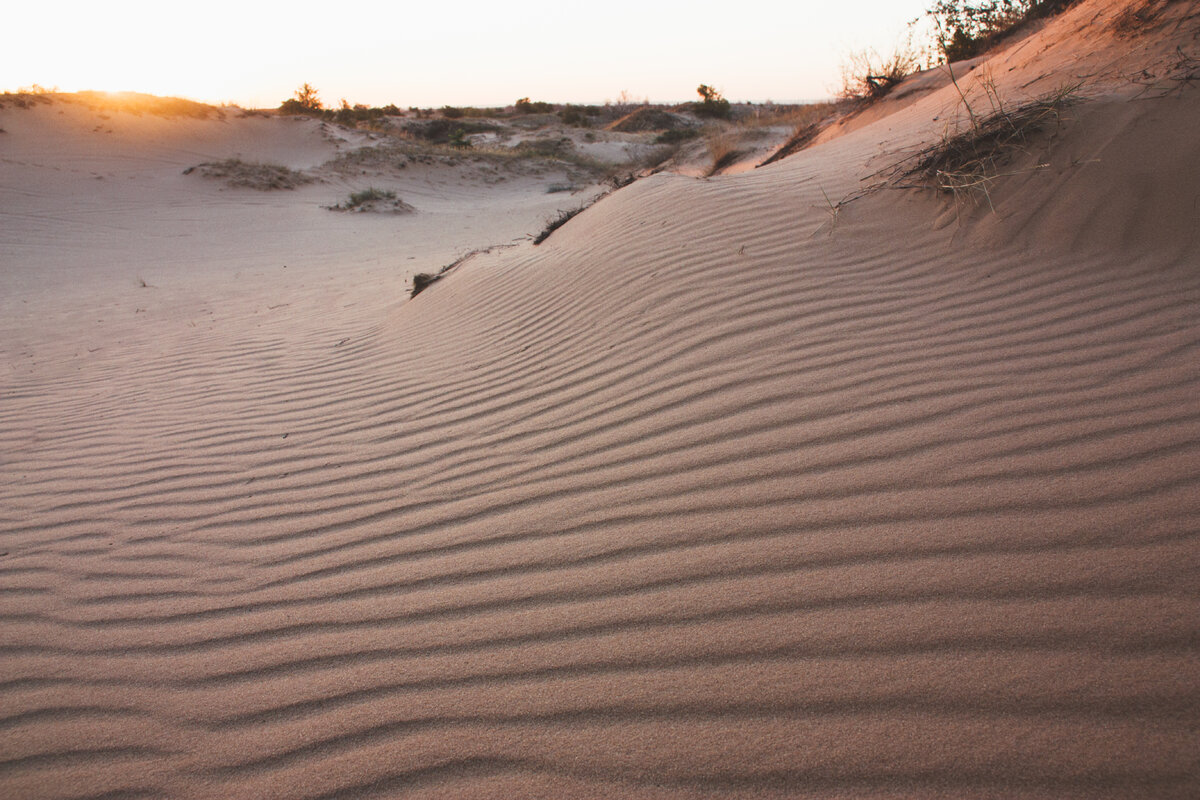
[2,0,1199,798]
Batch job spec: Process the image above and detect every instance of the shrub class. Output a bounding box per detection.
[402,118,498,143]
[928,0,1081,61]
[694,84,731,119]
[515,97,555,114]
[840,48,919,101]
[560,105,593,126]
[279,83,322,114]
[514,136,574,158]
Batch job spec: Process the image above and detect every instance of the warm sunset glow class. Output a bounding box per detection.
[5,0,932,106]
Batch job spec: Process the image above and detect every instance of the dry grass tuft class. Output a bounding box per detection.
[840,48,920,102]
[533,206,586,245]
[705,129,744,176]
[1111,0,1189,36]
[893,84,1080,206]
[759,123,822,167]
[330,187,414,213]
[411,251,478,298]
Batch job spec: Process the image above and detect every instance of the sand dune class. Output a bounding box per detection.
[3,1,1200,797]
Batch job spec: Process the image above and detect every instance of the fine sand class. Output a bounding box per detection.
[2,1,1199,798]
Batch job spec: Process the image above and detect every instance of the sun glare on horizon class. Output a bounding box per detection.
[6,0,933,108]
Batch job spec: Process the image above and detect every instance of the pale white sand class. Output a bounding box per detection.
[2,1,1199,798]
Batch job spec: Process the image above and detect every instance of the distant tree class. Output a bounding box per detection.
[279,83,322,114]
[694,84,731,119]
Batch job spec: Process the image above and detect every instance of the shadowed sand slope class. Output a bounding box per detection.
[2,1,1200,798]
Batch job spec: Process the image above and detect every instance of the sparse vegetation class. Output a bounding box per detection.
[560,105,601,126]
[438,106,503,119]
[609,107,690,132]
[403,118,499,144]
[330,187,414,213]
[0,86,56,110]
[514,136,575,158]
[182,159,313,190]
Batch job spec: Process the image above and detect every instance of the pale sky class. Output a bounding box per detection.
[5,0,934,108]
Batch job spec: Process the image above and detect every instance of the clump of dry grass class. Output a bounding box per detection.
[1110,0,1189,37]
[759,122,823,167]
[73,91,218,119]
[705,129,744,175]
[893,83,1081,206]
[411,249,486,298]
[183,159,312,190]
[0,91,55,110]
[329,187,414,213]
[533,206,586,245]
[840,48,920,101]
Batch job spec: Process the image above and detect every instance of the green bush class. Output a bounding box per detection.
[928,0,1080,61]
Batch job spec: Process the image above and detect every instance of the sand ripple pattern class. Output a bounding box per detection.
[3,116,1200,799]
